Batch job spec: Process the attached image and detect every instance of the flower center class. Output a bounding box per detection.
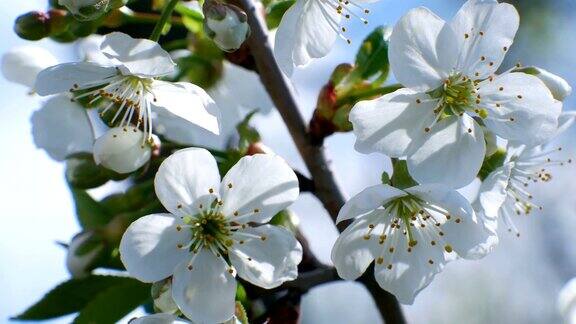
[428,74,482,117]
[69,71,156,141]
[180,208,233,254]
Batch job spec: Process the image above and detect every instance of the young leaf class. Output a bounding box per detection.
[266,0,295,29]
[354,26,391,82]
[13,276,137,320]
[71,189,114,229]
[73,278,150,324]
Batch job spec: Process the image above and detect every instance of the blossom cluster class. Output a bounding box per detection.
[3,0,574,323]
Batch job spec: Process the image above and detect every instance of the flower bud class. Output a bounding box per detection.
[58,0,124,21]
[151,279,179,314]
[93,127,153,174]
[203,1,250,52]
[66,231,104,278]
[13,11,51,40]
[516,66,572,102]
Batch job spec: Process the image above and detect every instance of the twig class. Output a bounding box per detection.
[236,0,406,322]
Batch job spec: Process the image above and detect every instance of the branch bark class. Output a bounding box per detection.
[236,1,406,323]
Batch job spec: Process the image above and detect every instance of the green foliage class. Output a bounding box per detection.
[381,171,391,185]
[72,189,114,229]
[353,26,390,82]
[237,110,262,153]
[66,153,118,189]
[73,278,150,324]
[13,276,149,322]
[175,2,204,33]
[478,149,507,181]
[266,0,295,29]
[390,160,417,189]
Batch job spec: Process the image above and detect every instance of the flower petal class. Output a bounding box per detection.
[477,164,512,219]
[331,210,382,280]
[100,32,175,77]
[34,62,118,96]
[373,228,445,305]
[155,148,221,217]
[119,213,190,283]
[408,114,485,189]
[1,46,58,88]
[154,108,224,148]
[350,89,438,156]
[230,225,302,289]
[407,184,498,259]
[220,154,299,223]
[389,7,455,91]
[479,72,561,146]
[151,81,221,136]
[31,95,94,161]
[130,313,189,324]
[445,0,519,79]
[336,184,407,224]
[274,0,339,76]
[556,111,576,137]
[172,249,237,324]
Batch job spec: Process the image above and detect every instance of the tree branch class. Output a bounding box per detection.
[236,1,406,322]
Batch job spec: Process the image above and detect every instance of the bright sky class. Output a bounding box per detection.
[1,1,576,324]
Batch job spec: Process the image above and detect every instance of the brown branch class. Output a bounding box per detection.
[235,0,406,323]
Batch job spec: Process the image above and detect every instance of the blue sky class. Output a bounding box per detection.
[1,1,576,323]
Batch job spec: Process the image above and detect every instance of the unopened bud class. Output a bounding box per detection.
[516,66,572,102]
[93,127,153,174]
[14,11,50,40]
[203,1,250,52]
[66,231,104,278]
[151,279,179,314]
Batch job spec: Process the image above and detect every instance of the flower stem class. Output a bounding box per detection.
[149,0,180,42]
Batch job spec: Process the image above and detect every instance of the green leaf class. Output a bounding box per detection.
[237,110,261,152]
[390,160,417,189]
[71,189,114,229]
[73,278,150,324]
[13,276,138,320]
[478,149,507,181]
[66,153,110,189]
[381,171,390,185]
[354,26,391,82]
[266,0,294,29]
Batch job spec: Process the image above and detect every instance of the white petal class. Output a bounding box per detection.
[479,72,561,146]
[151,81,221,136]
[154,108,224,149]
[100,32,175,77]
[34,62,118,96]
[274,0,340,76]
[31,95,94,161]
[130,313,189,324]
[77,34,113,66]
[529,67,572,102]
[477,164,512,219]
[331,211,382,280]
[559,278,576,322]
[1,46,58,88]
[93,127,152,174]
[66,232,103,279]
[336,184,406,224]
[408,114,485,189]
[230,225,302,289]
[154,148,221,217]
[556,111,576,137]
[389,7,454,91]
[172,249,237,324]
[120,213,190,283]
[373,229,445,305]
[407,184,498,259]
[350,89,438,156]
[220,154,299,223]
[445,0,519,79]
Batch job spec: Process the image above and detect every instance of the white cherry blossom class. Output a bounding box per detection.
[559,278,576,324]
[350,0,562,188]
[120,148,302,323]
[34,32,221,142]
[476,112,576,236]
[130,313,241,324]
[332,183,497,304]
[93,126,153,174]
[274,0,374,76]
[1,45,58,90]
